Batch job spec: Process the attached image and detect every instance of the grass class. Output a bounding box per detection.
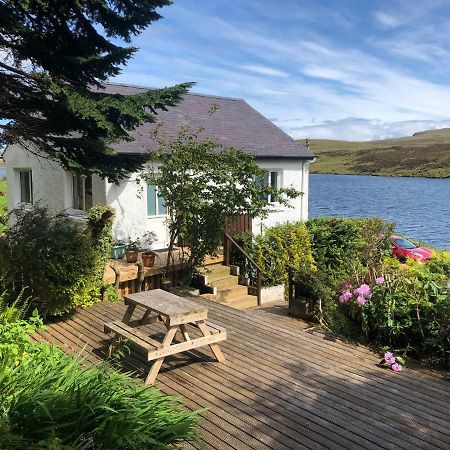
[0,177,6,211]
[301,128,450,178]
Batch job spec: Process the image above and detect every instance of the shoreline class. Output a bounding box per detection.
[310,171,450,180]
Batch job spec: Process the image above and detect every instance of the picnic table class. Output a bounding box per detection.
[104,289,227,384]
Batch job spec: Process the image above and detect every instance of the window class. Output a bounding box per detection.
[147,183,167,216]
[72,173,93,211]
[256,170,279,203]
[19,170,33,204]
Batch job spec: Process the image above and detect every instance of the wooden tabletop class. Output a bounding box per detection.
[124,289,208,319]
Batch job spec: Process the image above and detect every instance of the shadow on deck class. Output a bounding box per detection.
[35,292,450,450]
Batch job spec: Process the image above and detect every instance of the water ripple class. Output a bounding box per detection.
[309,174,450,250]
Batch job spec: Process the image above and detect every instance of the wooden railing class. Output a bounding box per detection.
[223,232,263,305]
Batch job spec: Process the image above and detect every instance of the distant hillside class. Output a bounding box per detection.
[300,128,450,178]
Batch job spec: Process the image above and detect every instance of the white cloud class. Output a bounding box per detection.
[374,12,401,28]
[116,3,450,141]
[285,118,450,141]
[242,64,289,78]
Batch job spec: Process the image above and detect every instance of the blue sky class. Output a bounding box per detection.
[113,0,450,141]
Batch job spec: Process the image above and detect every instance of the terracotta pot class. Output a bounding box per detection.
[142,252,156,268]
[125,250,139,263]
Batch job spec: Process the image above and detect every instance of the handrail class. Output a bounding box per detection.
[223,233,263,272]
[223,233,263,305]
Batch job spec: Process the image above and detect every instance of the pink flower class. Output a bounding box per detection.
[375,276,385,285]
[391,363,402,372]
[447,283,450,292]
[354,284,372,298]
[339,291,353,303]
[384,352,396,364]
[356,295,367,305]
[439,329,447,338]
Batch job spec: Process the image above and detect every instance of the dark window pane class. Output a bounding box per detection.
[270,171,277,202]
[72,174,84,210]
[85,176,93,210]
[20,171,32,204]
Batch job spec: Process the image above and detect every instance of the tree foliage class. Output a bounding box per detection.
[144,125,300,275]
[0,0,192,181]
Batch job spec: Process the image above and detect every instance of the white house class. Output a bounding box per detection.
[4,83,315,249]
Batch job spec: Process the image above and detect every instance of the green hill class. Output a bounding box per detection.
[302,128,450,178]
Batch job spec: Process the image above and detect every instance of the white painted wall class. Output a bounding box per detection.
[3,144,106,215]
[106,174,168,249]
[5,145,310,249]
[252,158,310,235]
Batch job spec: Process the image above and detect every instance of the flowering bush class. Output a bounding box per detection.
[336,256,450,367]
[382,352,405,372]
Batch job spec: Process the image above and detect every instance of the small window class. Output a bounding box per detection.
[72,173,93,211]
[256,171,278,203]
[147,183,166,216]
[19,170,33,204]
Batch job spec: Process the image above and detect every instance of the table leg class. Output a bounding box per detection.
[145,326,177,384]
[122,304,137,324]
[196,320,225,362]
[180,324,191,341]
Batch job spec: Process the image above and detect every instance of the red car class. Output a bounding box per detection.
[390,235,433,262]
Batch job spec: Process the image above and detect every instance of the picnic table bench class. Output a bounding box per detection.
[104,289,226,384]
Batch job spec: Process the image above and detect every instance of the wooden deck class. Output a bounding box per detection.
[35,292,450,450]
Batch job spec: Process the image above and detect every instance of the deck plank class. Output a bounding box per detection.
[36,294,450,450]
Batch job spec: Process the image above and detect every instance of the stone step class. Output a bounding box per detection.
[228,295,259,310]
[209,275,239,289]
[217,284,249,302]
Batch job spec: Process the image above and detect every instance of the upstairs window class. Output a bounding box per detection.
[72,173,93,211]
[19,170,33,204]
[147,183,167,216]
[256,171,279,203]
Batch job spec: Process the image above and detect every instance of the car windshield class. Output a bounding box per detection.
[395,238,417,250]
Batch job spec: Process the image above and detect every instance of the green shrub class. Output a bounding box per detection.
[253,222,316,288]
[0,290,43,365]
[0,315,198,449]
[0,205,114,316]
[302,217,393,327]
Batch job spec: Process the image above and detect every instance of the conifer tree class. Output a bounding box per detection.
[0,0,192,181]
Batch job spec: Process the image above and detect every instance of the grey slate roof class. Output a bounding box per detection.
[100,83,314,159]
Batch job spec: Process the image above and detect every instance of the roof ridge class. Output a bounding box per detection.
[104,81,245,102]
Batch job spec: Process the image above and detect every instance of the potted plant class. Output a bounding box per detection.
[111,239,126,260]
[141,231,158,268]
[125,238,141,263]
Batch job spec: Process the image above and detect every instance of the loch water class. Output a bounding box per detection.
[309,174,450,250]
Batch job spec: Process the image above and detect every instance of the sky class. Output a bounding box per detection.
[113,0,450,141]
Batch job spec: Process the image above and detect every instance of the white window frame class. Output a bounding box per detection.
[71,173,93,212]
[147,182,167,217]
[257,169,281,204]
[17,169,33,205]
